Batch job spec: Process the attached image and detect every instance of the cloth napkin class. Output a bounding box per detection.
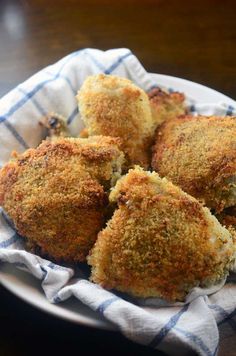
[0,48,235,356]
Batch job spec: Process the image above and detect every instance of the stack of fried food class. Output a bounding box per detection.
[0,74,235,302]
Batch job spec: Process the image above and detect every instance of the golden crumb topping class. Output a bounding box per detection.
[152,115,236,212]
[0,136,124,262]
[148,87,187,126]
[77,74,154,168]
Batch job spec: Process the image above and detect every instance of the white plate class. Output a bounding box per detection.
[0,73,235,330]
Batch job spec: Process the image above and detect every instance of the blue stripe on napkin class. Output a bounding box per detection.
[174,326,213,356]
[149,304,189,348]
[96,296,120,314]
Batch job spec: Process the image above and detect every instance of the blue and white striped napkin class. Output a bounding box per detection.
[0,48,235,356]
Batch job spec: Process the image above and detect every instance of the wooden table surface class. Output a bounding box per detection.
[0,0,235,355]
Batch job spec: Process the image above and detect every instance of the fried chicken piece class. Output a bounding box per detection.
[152,115,236,212]
[77,74,154,169]
[40,112,70,139]
[88,167,235,301]
[148,87,187,126]
[0,136,124,263]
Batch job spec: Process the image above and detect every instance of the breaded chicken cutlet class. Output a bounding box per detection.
[148,87,187,126]
[77,74,154,169]
[88,167,235,301]
[152,115,236,212]
[0,136,124,263]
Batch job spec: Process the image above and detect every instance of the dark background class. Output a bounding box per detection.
[0,0,236,99]
[0,0,235,355]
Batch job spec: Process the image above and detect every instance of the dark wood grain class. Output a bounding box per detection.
[0,0,236,98]
[0,1,236,355]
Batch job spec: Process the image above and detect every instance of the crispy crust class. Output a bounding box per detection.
[77,74,154,169]
[152,115,236,212]
[88,167,234,301]
[0,136,124,262]
[148,88,187,126]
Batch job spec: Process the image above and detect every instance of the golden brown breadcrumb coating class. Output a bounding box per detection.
[152,115,236,212]
[0,136,124,262]
[148,87,187,126]
[77,74,154,169]
[88,167,234,301]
